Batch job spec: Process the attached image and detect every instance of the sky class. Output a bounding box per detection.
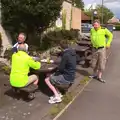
[84,0,120,19]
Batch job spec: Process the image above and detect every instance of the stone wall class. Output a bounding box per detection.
[0,24,12,56]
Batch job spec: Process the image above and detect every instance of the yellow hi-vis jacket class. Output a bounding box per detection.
[10,51,41,87]
[90,27,113,48]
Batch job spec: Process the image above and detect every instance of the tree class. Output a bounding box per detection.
[71,0,84,10]
[1,0,63,34]
[84,5,114,24]
[96,5,114,24]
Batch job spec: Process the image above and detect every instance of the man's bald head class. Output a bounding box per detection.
[17,44,27,52]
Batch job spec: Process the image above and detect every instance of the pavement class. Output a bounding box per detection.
[0,72,52,120]
[0,62,91,120]
[58,31,120,120]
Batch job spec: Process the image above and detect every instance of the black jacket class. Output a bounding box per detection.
[57,48,76,83]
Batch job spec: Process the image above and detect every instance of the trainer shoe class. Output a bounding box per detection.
[50,93,63,100]
[48,96,62,104]
[89,75,98,79]
[97,78,106,83]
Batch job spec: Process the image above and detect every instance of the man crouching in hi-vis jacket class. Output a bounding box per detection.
[10,44,41,88]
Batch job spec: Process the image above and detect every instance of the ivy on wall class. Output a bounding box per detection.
[62,9,66,30]
[70,8,73,29]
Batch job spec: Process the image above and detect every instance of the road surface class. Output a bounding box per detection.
[58,31,120,120]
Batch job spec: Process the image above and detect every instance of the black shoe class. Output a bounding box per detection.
[97,78,106,83]
[89,75,98,79]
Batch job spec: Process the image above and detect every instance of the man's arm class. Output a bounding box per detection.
[90,28,94,46]
[58,54,67,73]
[28,57,41,70]
[25,43,29,51]
[13,42,18,48]
[90,29,92,39]
[105,28,113,47]
[12,43,18,53]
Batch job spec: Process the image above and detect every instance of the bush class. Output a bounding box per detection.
[2,65,11,75]
[0,62,11,75]
[1,0,63,35]
[2,29,79,59]
[4,48,13,60]
[115,25,120,31]
[40,29,79,51]
[28,45,42,56]
[0,32,3,55]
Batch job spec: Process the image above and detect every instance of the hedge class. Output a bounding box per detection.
[115,25,120,31]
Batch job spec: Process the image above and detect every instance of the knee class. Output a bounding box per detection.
[36,75,39,80]
[32,74,39,80]
[45,77,49,83]
[99,67,105,72]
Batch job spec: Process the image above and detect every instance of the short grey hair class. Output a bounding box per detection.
[17,44,27,52]
[18,32,27,40]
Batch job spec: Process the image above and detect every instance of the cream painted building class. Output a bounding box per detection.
[56,1,81,31]
[108,16,120,24]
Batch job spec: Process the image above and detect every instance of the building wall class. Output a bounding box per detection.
[60,1,81,31]
[0,2,1,24]
[62,1,72,30]
[108,17,120,23]
[71,7,81,31]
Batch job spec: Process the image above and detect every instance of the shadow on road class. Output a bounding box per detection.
[38,73,54,97]
[4,86,39,102]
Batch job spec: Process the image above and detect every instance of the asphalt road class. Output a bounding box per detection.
[58,31,120,120]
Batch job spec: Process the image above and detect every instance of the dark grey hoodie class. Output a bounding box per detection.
[57,48,76,83]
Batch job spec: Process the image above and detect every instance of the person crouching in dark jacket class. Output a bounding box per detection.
[45,40,76,104]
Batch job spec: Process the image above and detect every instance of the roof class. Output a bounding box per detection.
[81,11,91,20]
[108,16,120,23]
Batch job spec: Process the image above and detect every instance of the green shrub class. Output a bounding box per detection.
[40,29,79,51]
[62,9,66,30]
[28,45,42,56]
[0,62,11,75]
[115,25,120,31]
[0,33,3,55]
[2,65,11,75]
[4,48,13,60]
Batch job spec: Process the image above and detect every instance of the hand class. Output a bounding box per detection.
[32,57,40,61]
[106,46,110,49]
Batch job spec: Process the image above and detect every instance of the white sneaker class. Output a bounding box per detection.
[50,93,63,99]
[48,96,62,104]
